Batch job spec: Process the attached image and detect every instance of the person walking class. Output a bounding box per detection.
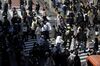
[55,35,64,51]
[56,12,61,29]
[44,53,55,66]
[20,0,24,8]
[42,8,47,21]
[8,0,12,9]
[74,50,81,66]
[35,24,41,44]
[0,0,2,9]
[31,19,37,39]
[67,50,75,66]
[94,37,99,52]
[35,2,40,14]
[28,0,33,12]
[41,22,48,40]
[3,1,8,14]
[22,23,28,41]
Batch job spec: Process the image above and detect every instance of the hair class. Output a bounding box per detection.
[95,37,98,42]
[75,50,78,56]
[58,11,60,14]
[43,8,45,11]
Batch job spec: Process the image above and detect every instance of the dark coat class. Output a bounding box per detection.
[28,0,33,11]
[74,55,81,66]
[0,1,2,9]
[94,38,99,51]
[20,0,24,5]
[8,0,12,4]
[4,3,8,12]
[36,3,40,11]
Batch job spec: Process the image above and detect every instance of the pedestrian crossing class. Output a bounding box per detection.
[23,38,36,56]
[78,45,100,63]
[22,36,100,63]
[79,50,88,63]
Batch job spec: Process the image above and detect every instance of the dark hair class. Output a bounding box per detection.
[95,38,98,42]
[70,50,74,53]
[58,11,60,14]
[75,50,78,56]
[43,8,45,11]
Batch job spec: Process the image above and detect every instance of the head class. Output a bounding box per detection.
[58,11,60,14]
[43,8,45,11]
[75,50,78,56]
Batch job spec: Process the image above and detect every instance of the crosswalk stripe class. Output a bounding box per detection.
[23,37,35,56]
[81,59,86,63]
[80,55,88,60]
[79,53,88,56]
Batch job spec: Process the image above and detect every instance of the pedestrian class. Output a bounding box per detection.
[31,19,37,39]
[95,26,99,36]
[35,2,40,14]
[0,0,2,9]
[44,52,55,66]
[3,18,10,36]
[55,35,64,51]
[51,25,56,39]
[42,8,47,21]
[20,5,25,16]
[56,12,61,29]
[74,50,81,66]
[54,50,61,66]
[52,0,56,8]
[20,0,24,8]
[70,36,76,51]
[8,0,12,9]
[28,0,33,12]
[35,24,41,44]
[76,28,87,52]
[94,37,99,52]
[12,7,17,17]
[83,12,89,27]
[41,22,48,40]
[62,3,67,16]
[0,20,4,43]
[60,51,67,66]
[67,50,75,66]
[46,21,52,40]
[22,23,28,41]
[88,9,94,26]
[3,1,8,14]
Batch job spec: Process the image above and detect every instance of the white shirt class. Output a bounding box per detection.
[41,24,48,32]
[70,38,75,51]
[83,13,87,21]
[55,36,64,45]
[57,14,61,26]
[46,22,52,31]
[41,10,46,16]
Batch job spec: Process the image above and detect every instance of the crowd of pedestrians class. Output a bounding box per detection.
[0,0,100,66]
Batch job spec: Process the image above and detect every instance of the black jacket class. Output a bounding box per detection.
[74,55,81,66]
